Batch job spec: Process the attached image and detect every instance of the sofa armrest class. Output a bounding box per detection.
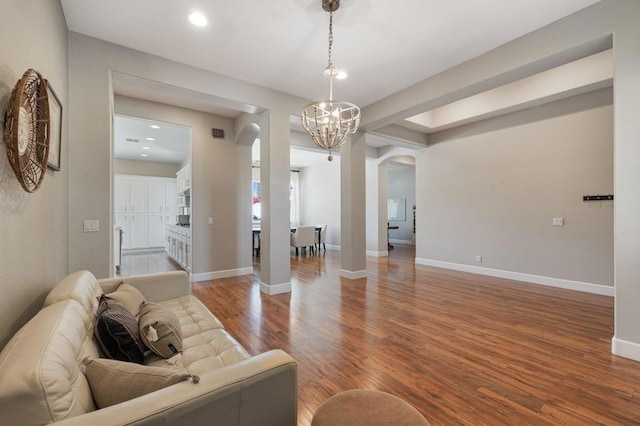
[53,350,297,426]
[98,271,191,302]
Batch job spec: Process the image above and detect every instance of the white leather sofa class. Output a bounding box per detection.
[0,270,297,425]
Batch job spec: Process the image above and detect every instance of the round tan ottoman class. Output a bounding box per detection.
[311,389,429,426]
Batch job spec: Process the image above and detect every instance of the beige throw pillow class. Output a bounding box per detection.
[84,358,195,408]
[139,302,183,359]
[108,282,147,317]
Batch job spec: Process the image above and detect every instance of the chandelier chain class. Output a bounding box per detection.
[327,11,334,69]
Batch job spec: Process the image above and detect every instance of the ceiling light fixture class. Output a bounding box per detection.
[189,12,208,27]
[146,137,155,141]
[143,146,150,150]
[140,153,148,157]
[301,0,360,161]
[150,125,160,129]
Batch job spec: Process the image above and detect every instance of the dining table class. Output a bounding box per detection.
[252,225,322,257]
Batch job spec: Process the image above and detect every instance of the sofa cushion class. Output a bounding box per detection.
[159,295,224,335]
[139,296,250,376]
[84,358,194,408]
[139,301,182,359]
[0,300,97,426]
[94,295,145,364]
[180,328,251,376]
[44,270,103,318]
[108,282,146,317]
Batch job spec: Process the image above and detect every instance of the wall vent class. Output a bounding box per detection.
[126,138,140,143]
[211,128,225,139]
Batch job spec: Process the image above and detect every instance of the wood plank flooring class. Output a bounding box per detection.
[192,246,640,425]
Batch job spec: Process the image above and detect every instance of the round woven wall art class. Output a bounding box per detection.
[4,69,50,193]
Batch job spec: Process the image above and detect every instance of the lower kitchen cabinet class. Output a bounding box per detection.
[165,224,191,272]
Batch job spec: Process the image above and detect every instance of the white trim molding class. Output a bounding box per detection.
[612,337,640,362]
[340,269,367,279]
[260,281,292,295]
[191,267,253,282]
[414,258,614,296]
[367,250,389,257]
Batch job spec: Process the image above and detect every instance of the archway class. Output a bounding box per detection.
[366,147,420,258]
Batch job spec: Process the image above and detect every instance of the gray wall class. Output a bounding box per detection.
[612,0,640,354]
[387,167,416,244]
[114,96,252,275]
[417,89,613,286]
[114,159,180,177]
[299,160,341,248]
[0,0,69,349]
[67,32,306,282]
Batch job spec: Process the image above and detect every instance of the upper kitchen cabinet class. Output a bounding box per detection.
[115,176,147,213]
[176,163,191,194]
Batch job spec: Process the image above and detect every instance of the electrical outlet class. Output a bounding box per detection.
[208,217,214,225]
[476,255,482,263]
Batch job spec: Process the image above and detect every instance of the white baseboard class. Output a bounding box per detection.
[612,337,640,362]
[260,281,292,295]
[191,267,253,282]
[389,239,413,245]
[340,269,367,279]
[367,250,389,257]
[325,244,340,251]
[414,258,614,296]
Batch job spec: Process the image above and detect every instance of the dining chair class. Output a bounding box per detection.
[317,224,327,253]
[290,225,316,256]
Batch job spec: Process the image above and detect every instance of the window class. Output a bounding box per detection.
[252,181,261,222]
[252,173,299,226]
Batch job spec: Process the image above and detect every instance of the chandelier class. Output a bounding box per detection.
[301,0,360,161]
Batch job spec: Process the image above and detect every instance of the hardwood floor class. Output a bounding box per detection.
[192,245,640,425]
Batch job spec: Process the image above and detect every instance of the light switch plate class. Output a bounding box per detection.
[553,217,564,226]
[208,217,214,225]
[83,220,99,232]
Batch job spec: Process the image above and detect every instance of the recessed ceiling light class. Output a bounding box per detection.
[146,137,155,141]
[140,154,148,157]
[143,146,151,150]
[189,12,208,27]
[150,125,160,129]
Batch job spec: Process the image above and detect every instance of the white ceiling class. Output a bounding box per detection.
[115,116,327,168]
[114,115,190,164]
[60,0,601,109]
[67,0,608,162]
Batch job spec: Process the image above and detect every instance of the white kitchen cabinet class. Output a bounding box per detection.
[147,181,165,214]
[115,175,180,250]
[128,215,148,249]
[165,181,177,216]
[164,224,191,272]
[176,163,191,194]
[115,177,148,213]
[115,177,129,213]
[129,179,147,213]
[148,214,165,247]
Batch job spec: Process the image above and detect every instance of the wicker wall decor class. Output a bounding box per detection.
[4,69,50,192]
